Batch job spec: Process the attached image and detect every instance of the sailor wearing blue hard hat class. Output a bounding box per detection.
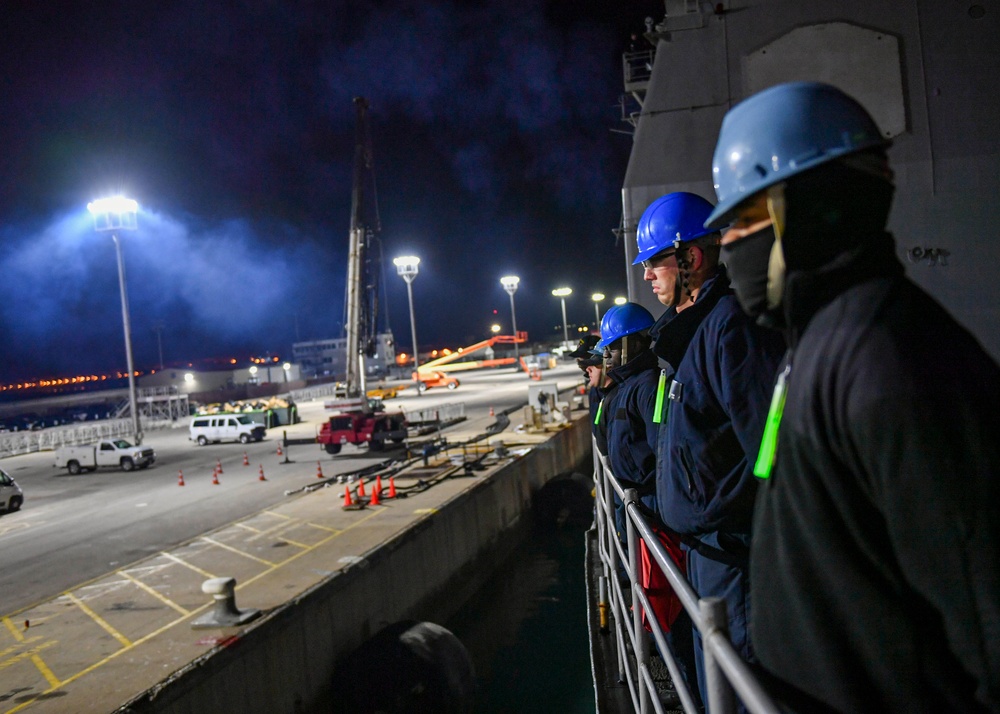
[710,81,1000,714]
[636,189,786,714]
[635,191,720,311]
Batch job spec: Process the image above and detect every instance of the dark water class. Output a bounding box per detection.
[446,521,596,714]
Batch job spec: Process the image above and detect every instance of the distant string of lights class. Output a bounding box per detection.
[1,355,284,394]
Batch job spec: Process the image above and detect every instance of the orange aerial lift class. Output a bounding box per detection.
[412,332,528,390]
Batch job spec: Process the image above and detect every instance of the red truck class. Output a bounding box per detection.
[316,398,407,455]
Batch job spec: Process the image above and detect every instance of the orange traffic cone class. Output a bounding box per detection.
[258,465,267,481]
[388,477,397,498]
[316,461,324,479]
[357,479,366,498]
[276,443,283,457]
[243,452,250,466]
[178,469,185,487]
[343,486,354,507]
[212,467,220,485]
[375,475,383,494]
[216,459,223,474]
[370,483,381,506]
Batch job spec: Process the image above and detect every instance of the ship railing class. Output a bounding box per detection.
[593,446,780,714]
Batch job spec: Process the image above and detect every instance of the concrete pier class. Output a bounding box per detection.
[2,409,591,713]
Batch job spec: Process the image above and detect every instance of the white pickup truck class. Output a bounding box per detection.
[54,439,156,475]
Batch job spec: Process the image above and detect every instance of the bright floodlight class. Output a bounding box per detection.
[282,362,291,370]
[614,296,628,305]
[500,275,520,295]
[393,255,421,281]
[500,276,521,363]
[552,287,572,297]
[590,293,605,327]
[395,255,422,392]
[87,195,139,232]
[490,323,501,333]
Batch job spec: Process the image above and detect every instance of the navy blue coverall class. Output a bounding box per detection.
[658,270,785,710]
[603,347,659,517]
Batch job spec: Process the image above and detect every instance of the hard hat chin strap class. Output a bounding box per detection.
[765,184,787,310]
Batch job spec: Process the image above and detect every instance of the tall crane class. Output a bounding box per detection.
[343,96,384,400]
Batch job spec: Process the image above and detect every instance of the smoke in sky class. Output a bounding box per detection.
[0,0,660,383]
[0,209,339,382]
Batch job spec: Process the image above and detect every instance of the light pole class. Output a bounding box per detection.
[500,275,520,366]
[393,255,422,395]
[87,196,142,445]
[614,296,628,306]
[591,293,605,329]
[552,287,573,347]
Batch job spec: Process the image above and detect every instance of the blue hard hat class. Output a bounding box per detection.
[596,302,655,350]
[705,81,889,229]
[633,192,717,265]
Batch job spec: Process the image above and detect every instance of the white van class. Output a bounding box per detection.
[189,414,266,445]
[0,467,23,512]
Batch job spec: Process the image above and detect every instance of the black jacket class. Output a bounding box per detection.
[752,234,1000,713]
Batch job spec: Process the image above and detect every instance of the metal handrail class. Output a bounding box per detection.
[0,417,181,458]
[592,444,780,714]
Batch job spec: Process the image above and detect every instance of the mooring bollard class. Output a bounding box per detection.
[191,576,261,629]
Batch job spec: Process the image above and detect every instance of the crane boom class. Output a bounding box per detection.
[343,97,383,399]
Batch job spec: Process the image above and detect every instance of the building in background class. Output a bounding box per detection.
[293,332,395,379]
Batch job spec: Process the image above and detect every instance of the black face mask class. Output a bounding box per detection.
[720,223,776,319]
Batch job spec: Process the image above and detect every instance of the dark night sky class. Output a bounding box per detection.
[0,0,660,384]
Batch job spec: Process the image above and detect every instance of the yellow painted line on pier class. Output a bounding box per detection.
[276,536,310,549]
[201,536,276,566]
[117,571,190,616]
[234,522,262,533]
[263,510,293,520]
[2,616,25,642]
[63,592,131,648]
[2,607,203,714]
[244,518,303,542]
[2,500,389,714]
[1,617,61,688]
[413,508,439,514]
[306,522,341,533]
[236,507,387,592]
[161,550,216,579]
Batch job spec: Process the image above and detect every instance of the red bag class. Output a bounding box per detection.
[639,526,686,634]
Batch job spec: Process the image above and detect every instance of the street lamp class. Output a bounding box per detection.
[591,293,605,329]
[614,296,628,306]
[283,362,291,382]
[393,255,422,395]
[490,323,501,334]
[552,287,573,347]
[500,275,520,366]
[87,196,142,445]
